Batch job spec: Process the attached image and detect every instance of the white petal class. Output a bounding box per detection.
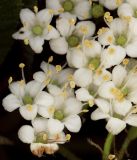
[106,117,126,135]
[45,26,60,40]
[32,117,48,133]
[67,48,87,68]
[74,1,91,20]
[18,125,35,143]
[74,68,92,87]
[35,91,54,107]
[75,88,93,101]
[91,108,110,120]
[20,8,35,27]
[126,40,137,58]
[125,115,137,127]
[40,61,56,73]
[126,0,137,8]
[100,0,122,10]
[98,81,115,99]
[38,106,54,118]
[49,37,68,55]
[30,143,59,156]
[64,97,82,115]
[112,65,127,87]
[75,21,96,38]
[95,98,110,114]
[36,9,53,26]
[47,84,62,96]
[113,99,132,116]
[64,115,81,132]
[48,119,64,134]
[25,80,42,98]
[29,37,44,53]
[2,94,20,112]
[19,104,37,120]
[33,71,46,83]
[128,90,137,104]
[46,0,62,14]
[128,18,137,37]
[9,81,25,97]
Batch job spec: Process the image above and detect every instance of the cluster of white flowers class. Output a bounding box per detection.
[3,0,137,157]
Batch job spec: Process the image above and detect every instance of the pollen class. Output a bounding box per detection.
[26,104,33,111]
[104,12,113,23]
[110,88,124,101]
[88,64,95,70]
[66,134,71,141]
[97,27,108,35]
[47,25,52,32]
[84,40,93,48]
[123,16,131,22]
[96,68,103,75]
[24,38,29,45]
[103,74,110,81]
[107,36,113,43]
[58,8,64,13]
[48,56,53,63]
[19,63,25,68]
[108,154,116,160]
[47,70,52,76]
[69,81,75,88]
[48,106,55,114]
[88,99,94,107]
[104,12,110,19]
[82,109,89,113]
[19,80,25,86]
[33,6,38,13]
[67,74,74,81]
[68,18,75,25]
[108,48,115,55]
[122,58,129,65]
[56,65,62,72]
[8,76,13,84]
[80,26,88,34]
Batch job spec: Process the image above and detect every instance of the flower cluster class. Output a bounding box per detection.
[3,0,137,158]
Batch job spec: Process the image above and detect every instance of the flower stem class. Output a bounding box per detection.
[102,133,114,160]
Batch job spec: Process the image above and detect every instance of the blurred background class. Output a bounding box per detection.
[0,0,137,160]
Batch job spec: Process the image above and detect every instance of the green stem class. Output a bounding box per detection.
[102,133,114,160]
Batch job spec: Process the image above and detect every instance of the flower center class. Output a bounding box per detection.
[36,132,48,144]
[134,10,137,18]
[62,0,74,12]
[32,25,43,36]
[91,3,104,18]
[54,110,64,121]
[121,87,129,97]
[23,95,33,105]
[88,57,100,70]
[115,35,127,46]
[67,35,80,47]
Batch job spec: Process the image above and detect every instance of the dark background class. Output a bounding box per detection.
[0,0,137,160]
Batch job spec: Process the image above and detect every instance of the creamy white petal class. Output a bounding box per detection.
[48,119,64,134]
[29,37,44,53]
[75,21,96,38]
[74,68,92,87]
[74,1,91,20]
[126,40,137,57]
[33,71,46,83]
[36,9,53,26]
[100,0,122,10]
[128,90,137,104]
[49,37,68,55]
[98,81,115,99]
[19,104,37,120]
[126,0,137,8]
[40,61,56,73]
[18,125,35,143]
[113,99,132,116]
[20,8,35,27]
[106,117,126,135]
[64,97,82,115]
[125,114,137,127]
[112,65,127,87]
[2,94,20,112]
[64,115,81,132]
[75,88,93,101]
[35,91,54,107]
[95,98,110,114]
[129,18,137,37]
[91,108,110,120]
[45,26,60,40]
[30,143,59,156]
[38,106,54,118]
[32,117,48,133]
[47,84,62,96]
[46,0,62,14]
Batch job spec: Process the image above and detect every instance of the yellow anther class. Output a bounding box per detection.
[44,78,51,86]
[108,48,115,55]
[24,38,29,45]
[84,40,93,48]
[8,77,13,85]
[26,104,33,111]
[60,91,67,97]
[48,106,55,114]
[58,8,64,13]
[43,134,48,141]
[56,65,62,72]
[116,0,123,5]
[76,44,81,49]
[104,12,110,19]
[96,68,103,75]
[107,36,113,43]
[97,27,108,35]
[104,12,113,23]
[19,80,25,86]
[107,16,113,23]
[66,134,71,141]
[122,58,129,65]
[88,64,95,70]
[88,99,94,107]
[47,25,52,32]
[82,109,89,113]
[110,88,124,101]
[47,70,52,76]
[63,83,68,89]
[19,63,25,68]
[80,26,88,34]
[69,81,75,89]
[103,74,110,81]
[33,6,38,13]
[123,16,131,22]
[48,56,53,63]
[68,18,76,25]
[131,107,137,114]
[48,9,54,14]
[67,74,74,81]
[108,154,116,160]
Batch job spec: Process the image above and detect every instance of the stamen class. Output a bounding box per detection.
[69,81,75,89]
[48,56,53,63]
[24,38,29,45]
[19,63,26,82]
[55,65,62,72]
[122,58,129,65]
[33,6,38,13]
[84,40,93,48]
[8,76,13,85]
[47,25,52,32]
[66,134,71,141]
[88,99,94,107]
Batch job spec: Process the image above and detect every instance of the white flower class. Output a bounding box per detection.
[2,80,54,120]
[98,18,137,58]
[46,0,91,20]
[98,65,137,104]
[18,117,66,157]
[50,13,96,54]
[91,98,137,135]
[12,8,59,53]
[99,0,124,10]
[38,95,83,133]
